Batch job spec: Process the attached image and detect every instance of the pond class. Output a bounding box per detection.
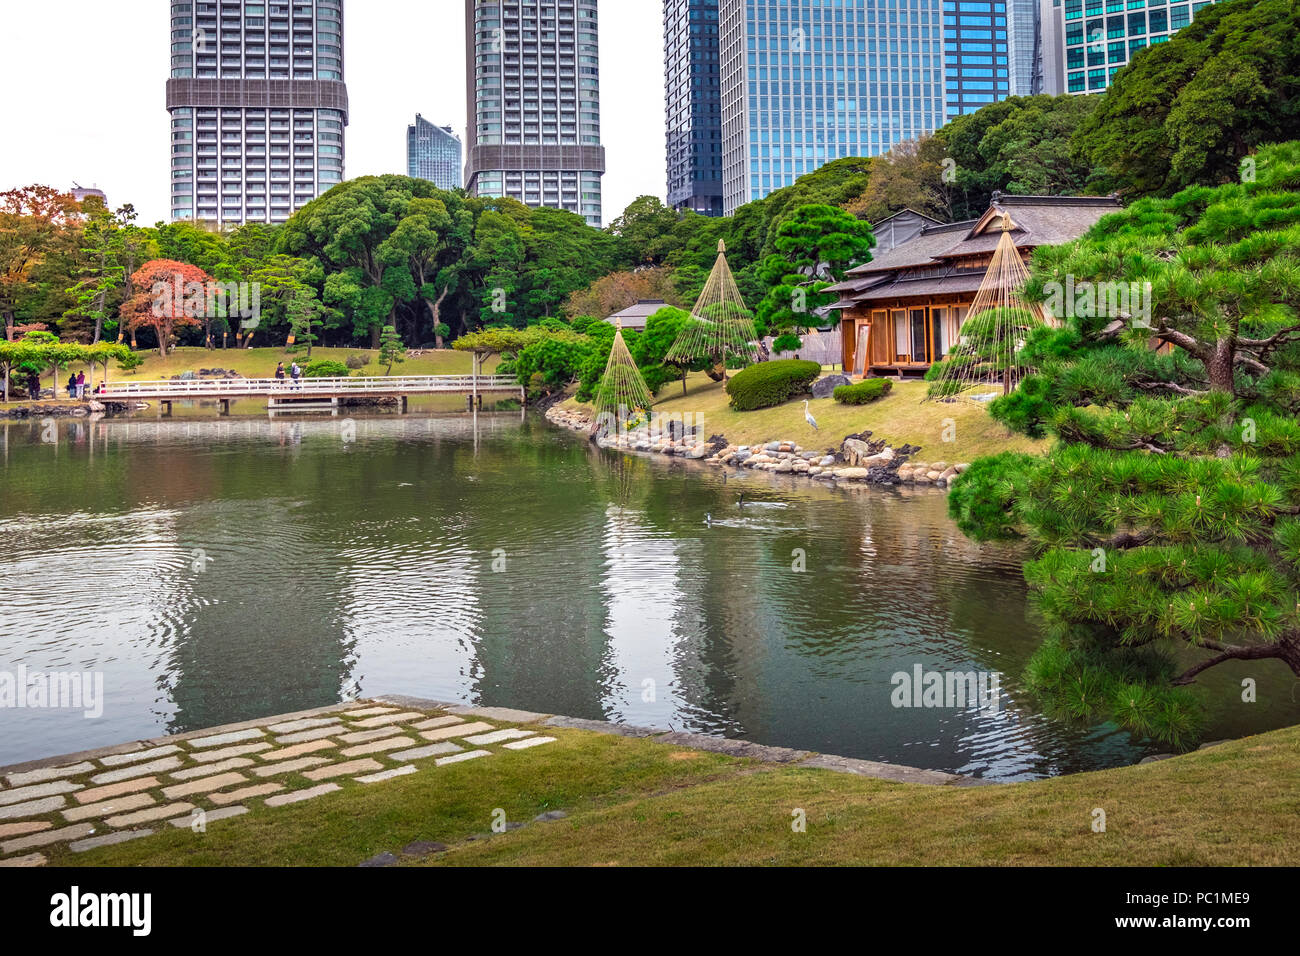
[0,412,1293,777]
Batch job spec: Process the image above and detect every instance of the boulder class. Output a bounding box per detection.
[834,468,870,481]
[811,374,851,399]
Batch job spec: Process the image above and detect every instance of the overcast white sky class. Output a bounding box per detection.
[0,0,666,227]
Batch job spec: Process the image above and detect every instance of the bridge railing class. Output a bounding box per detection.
[100,375,521,398]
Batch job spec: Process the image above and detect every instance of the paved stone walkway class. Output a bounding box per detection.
[0,701,558,867]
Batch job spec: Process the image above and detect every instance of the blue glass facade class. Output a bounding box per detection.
[665,0,724,216]
[719,0,947,216]
[407,115,463,191]
[1061,0,1220,94]
[944,0,1011,122]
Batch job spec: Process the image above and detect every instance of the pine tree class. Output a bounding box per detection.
[949,141,1300,748]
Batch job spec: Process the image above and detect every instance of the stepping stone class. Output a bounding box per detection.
[0,821,52,839]
[0,780,82,807]
[0,853,47,868]
[259,740,336,762]
[339,706,398,719]
[75,777,159,805]
[337,728,402,745]
[402,840,447,856]
[191,743,272,763]
[169,758,255,780]
[534,810,568,822]
[504,736,558,751]
[463,729,536,746]
[265,784,340,807]
[340,736,415,758]
[161,772,247,801]
[355,766,417,785]
[169,806,249,827]
[1,823,96,855]
[391,743,462,762]
[98,745,182,768]
[412,715,463,731]
[435,750,492,767]
[0,796,66,821]
[251,758,330,778]
[275,726,342,745]
[70,829,154,853]
[6,762,95,787]
[63,793,156,823]
[267,717,341,734]
[210,784,284,806]
[106,802,196,828]
[348,711,424,729]
[303,759,383,782]
[359,851,398,867]
[420,721,494,743]
[188,728,265,749]
[90,756,184,786]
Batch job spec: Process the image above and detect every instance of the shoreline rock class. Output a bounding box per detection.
[545,405,970,491]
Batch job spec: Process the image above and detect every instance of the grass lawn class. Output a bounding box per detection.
[74,723,1300,867]
[564,372,1047,462]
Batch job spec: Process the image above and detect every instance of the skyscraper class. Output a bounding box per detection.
[166,0,348,226]
[1058,0,1221,95]
[1039,0,1065,95]
[463,0,606,227]
[408,115,463,190]
[943,0,1011,122]
[1006,0,1042,95]
[718,0,947,216]
[664,0,724,217]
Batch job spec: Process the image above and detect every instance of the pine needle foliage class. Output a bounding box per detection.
[949,141,1300,748]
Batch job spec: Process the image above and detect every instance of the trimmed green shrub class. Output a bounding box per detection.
[833,378,893,405]
[304,360,351,378]
[725,359,821,411]
[771,332,803,354]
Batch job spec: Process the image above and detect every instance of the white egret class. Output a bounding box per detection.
[803,400,819,431]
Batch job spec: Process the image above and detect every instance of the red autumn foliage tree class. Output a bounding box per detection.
[119,259,210,357]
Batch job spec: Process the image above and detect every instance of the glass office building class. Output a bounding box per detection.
[719,0,947,216]
[665,0,724,217]
[943,0,1011,121]
[408,115,463,190]
[166,0,348,225]
[463,0,606,227]
[1061,0,1220,94]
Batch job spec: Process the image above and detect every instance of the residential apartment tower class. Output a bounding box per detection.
[166,0,349,225]
[463,0,605,227]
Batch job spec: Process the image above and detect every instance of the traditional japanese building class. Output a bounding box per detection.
[827,193,1121,378]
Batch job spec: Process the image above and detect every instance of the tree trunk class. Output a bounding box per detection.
[428,287,450,349]
[92,290,107,345]
[1207,337,1236,394]
[371,323,381,350]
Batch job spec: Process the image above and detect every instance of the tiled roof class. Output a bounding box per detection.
[831,195,1123,309]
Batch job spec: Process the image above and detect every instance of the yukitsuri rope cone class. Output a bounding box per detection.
[664,239,760,381]
[926,214,1047,403]
[591,321,655,439]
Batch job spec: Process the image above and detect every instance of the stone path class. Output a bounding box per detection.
[0,701,558,867]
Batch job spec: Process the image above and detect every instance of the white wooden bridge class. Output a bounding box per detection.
[100,375,523,415]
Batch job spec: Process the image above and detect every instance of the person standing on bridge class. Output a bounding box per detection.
[290,362,302,390]
[275,362,286,386]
